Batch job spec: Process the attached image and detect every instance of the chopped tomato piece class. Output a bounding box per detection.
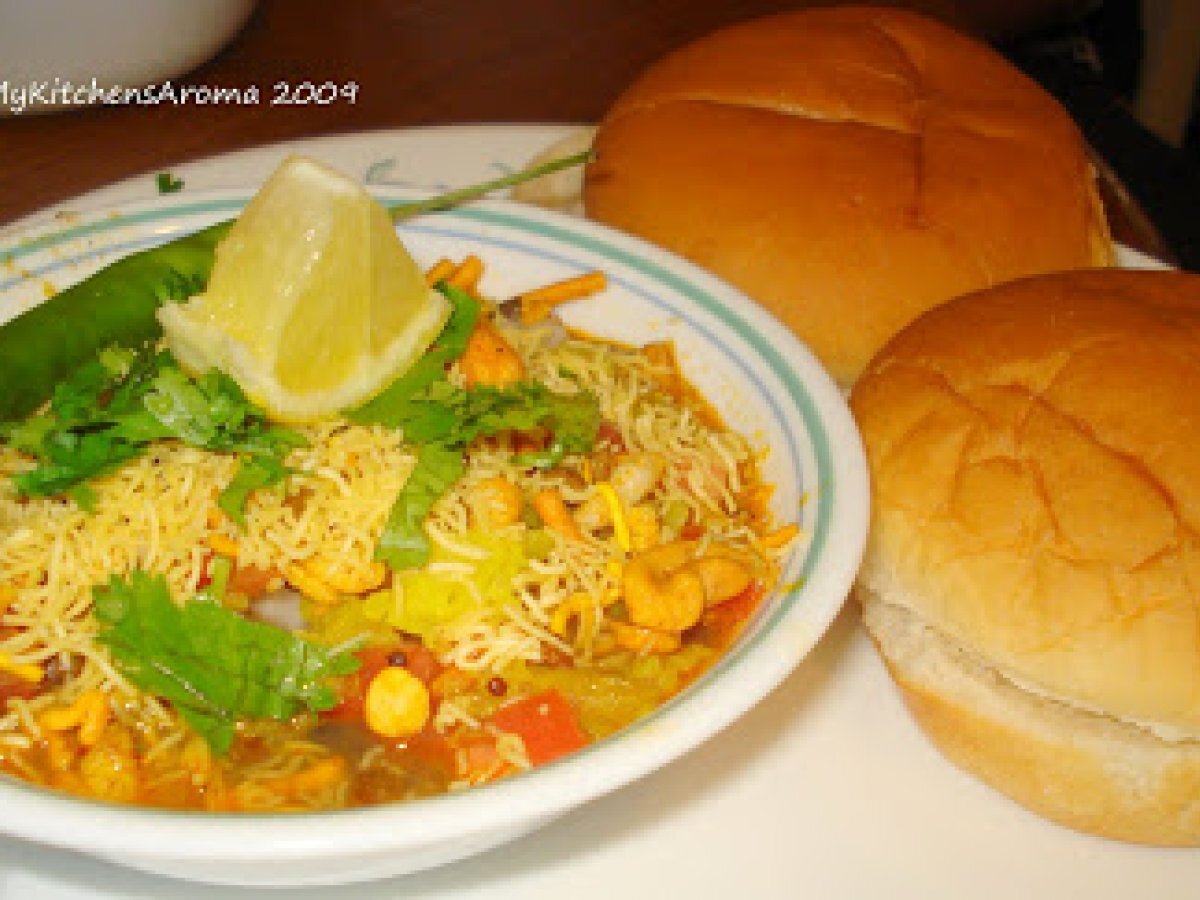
[456,737,513,783]
[197,551,278,599]
[397,721,455,771]
[196,552,214,590]
[512,426,552,455]
[327,647,394,722]
[226,563,278,599]
[596,420,626,453]
[489,689,588,766]
[399,642,442,685]
[0,673,40,704]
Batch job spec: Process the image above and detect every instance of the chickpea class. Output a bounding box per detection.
[365,667,431,739]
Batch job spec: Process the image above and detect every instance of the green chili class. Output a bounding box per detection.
[0,221,229,422]
[0,149,593,423]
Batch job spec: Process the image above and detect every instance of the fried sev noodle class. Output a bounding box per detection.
[0,258,797,810]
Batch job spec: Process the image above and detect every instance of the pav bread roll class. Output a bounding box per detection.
[584,5,1114,385]
[851,269,1200,845]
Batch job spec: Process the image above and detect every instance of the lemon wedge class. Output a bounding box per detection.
[157,154,451,423]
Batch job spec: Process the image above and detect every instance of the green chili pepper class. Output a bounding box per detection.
[0,221,229,422]
[0,149,592,424]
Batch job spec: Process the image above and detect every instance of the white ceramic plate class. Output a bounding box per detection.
[0,125,1195,900]
[0,170,867,887]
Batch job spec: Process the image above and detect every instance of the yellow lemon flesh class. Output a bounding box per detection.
[157,154,451,423]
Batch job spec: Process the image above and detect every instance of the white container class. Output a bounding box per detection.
[0,0,257,115]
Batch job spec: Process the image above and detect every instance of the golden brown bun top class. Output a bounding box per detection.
[851,269,1200,736]
[584,5,1114,385]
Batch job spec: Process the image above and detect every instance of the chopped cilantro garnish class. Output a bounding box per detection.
[2,347,305,520]
[348,282,480,427]
[155,172,184,194]
[351,284,601,570]
[93,571,359,754]
[374,444,465,571]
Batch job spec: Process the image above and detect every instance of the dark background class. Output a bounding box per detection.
[2,0,1197,269]
[999,0,1200,268]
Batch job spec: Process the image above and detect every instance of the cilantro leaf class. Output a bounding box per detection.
[93,571,359,754]
[142,366,305,457]
[218,454,291,526]
[156,172,184,194]
[375,444,464,570]
[367,384,599,569]
[150,266,207,306]
[512,388,602,468]
[348,282,480,427]
[48,359,113,422]
[0,414,55,456]
[2,347,305,520]
[352,283,602,570]
[11,430,144,496]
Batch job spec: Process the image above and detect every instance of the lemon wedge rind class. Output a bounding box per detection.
[158,288,450,423]
[157,154,452,424]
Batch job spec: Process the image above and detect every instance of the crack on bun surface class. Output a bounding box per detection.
[852,268,1200,845]
[584,5,1114,385]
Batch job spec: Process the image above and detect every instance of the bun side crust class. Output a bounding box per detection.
[861,591,1200,846]
[584,5,1112,384]
[852,269,1200,844]
[852,270,1200,736]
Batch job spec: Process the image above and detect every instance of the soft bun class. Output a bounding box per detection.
[584,5,1114,385]
[851,269,1200,845]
